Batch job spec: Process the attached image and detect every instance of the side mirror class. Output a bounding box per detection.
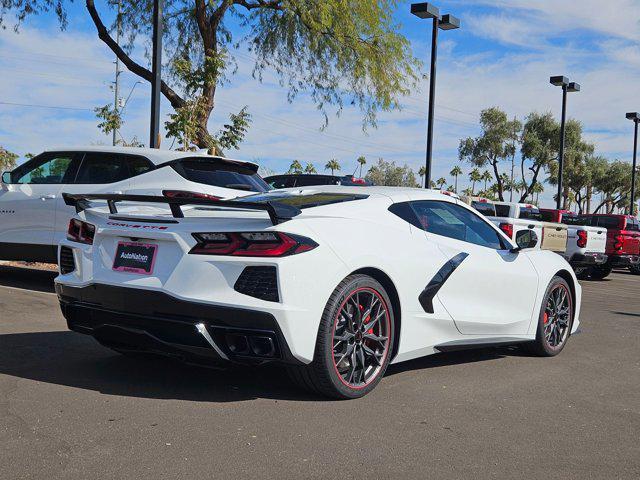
[1,171,11,184]
[511,229,538,252]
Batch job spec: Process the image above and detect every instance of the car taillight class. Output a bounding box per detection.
[499,223,514,239]
[67,219,95,245]
[577,230,588,248]
[163,190,221,201]
[189,232,318,257]
[614,234,625,251]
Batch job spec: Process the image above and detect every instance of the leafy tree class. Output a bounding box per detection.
[304,162,317,174]
[436,177,447,190]
[357,156,367,178]
[459,108,521,201]
[418,166,426,187]
[95,103,123,140]
[449,165,462,193]
[325,159,341,175]
[545,119,594,209]
[592,160,636,214]
[468,168,482,195]
[365,158,418,187]
[0,147,18,172]
[287,160,303,174]
[3,1,420,149]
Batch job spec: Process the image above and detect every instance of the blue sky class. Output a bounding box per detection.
[1,0,640,205]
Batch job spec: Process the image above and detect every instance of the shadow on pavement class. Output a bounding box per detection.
[0,265,57,293]
[0,329,523,403]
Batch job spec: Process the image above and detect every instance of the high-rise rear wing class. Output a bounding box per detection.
[62,193,301,226]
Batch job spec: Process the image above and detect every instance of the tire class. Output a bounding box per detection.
[630,265,640,275]
[574,267,592,280]
[287,274,395,399]
[525,275,573,357]
[590,265,612,280]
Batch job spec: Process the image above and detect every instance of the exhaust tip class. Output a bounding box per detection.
[249,336,276,358]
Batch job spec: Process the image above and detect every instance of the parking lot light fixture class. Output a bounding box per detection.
[411,3,461,189]
[626,112,640,215]
[550,75,580,209]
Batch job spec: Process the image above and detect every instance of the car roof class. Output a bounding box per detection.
[262,185,456,203]
[41,146,258,168]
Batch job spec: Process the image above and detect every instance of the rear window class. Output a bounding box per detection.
[172,158,270,193]
[561,214,587,226]
[593,216,623,229]
[539,210,556,222]
[627,218,639,231]
[494,204,511,217]
[519,207,542,221]
[471,201,496,217]
[237,192,367,209]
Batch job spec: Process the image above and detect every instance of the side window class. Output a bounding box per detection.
[74,153,130,184]
[14,154,75,184]
[388,202,424,229]
[410,200,505,250]
[127,156,154,177]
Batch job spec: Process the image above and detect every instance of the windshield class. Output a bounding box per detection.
[171,158,270,193]
[235,192,368,209]
[494,204,510,217]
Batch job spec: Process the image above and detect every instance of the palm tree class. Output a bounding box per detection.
[356,156,367,177]
[304,163,317,174]
[481,170,493,193]
[532,181,544,204]
[418,166,427,187]
[325,159,341,175]
[469,168,482,195]
[447,185,455,193]
[449,165,463,193]
[436,177,447,190]
[287,160,303,174]
[462,187,474,197]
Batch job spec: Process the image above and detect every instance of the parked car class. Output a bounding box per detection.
[0,146,269,263]
[488,202,568,254]
[56,187,581,399]
[540,209,608,278]
[578,214,640,279]
[264,173,372,188]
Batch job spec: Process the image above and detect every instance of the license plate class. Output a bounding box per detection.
[112,242,158,275]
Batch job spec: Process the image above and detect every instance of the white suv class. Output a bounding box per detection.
[0,146,269,263]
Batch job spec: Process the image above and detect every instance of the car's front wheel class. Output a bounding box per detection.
[526,275,574,357]
[629,265,640,275]
[288,274,394,399]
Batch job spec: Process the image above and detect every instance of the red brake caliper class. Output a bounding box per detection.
[543,312,549,324]
[359,304,373,333]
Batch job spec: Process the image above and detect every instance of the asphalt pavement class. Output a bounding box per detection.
[1,264,638,479]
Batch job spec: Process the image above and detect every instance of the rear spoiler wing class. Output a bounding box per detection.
[62,193,301,225]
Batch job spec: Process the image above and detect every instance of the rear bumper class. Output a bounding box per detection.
[570,252,608,267]
[607,255,640,268]
[56,283,303,366]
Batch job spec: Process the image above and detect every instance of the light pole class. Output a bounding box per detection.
[626,112,640,216]
[411,3,460,189]
[550,76,580,209]
[150,0,163,148]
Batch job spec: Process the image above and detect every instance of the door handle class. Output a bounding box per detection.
[527,225,535,229]
[40,194,56,200]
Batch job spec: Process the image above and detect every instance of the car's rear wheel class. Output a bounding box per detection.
[590,265,612,280]
[629,265,640,275]
[287,274,394,399]
[526,276,573,357]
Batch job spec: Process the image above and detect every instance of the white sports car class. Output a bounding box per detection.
[55,187,581,399]
[0,146,269,263]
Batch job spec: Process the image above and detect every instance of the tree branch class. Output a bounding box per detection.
[85,0,185,110]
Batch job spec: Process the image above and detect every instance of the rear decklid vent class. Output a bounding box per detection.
[59,246,76,274]
[234,266,279,302]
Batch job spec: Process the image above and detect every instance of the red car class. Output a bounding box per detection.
[581,214,640,279]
